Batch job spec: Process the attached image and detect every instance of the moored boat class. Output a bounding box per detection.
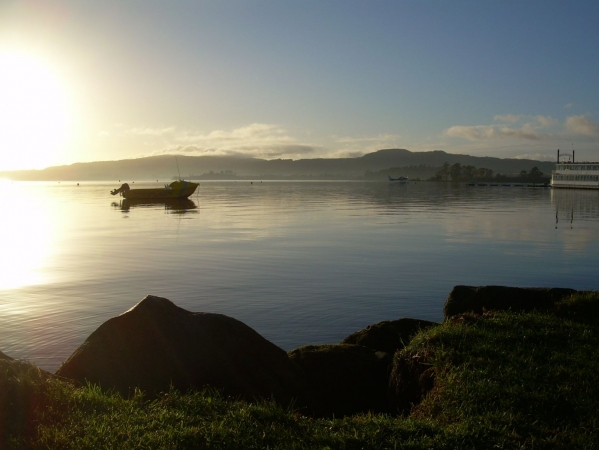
[388,175,409,183]
[551,150,599,190]
[111,180,199,199]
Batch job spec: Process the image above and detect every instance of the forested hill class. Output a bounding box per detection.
[360,149,555,175]
[0,149,556,181]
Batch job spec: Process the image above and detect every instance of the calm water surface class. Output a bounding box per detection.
[1,180,598,371]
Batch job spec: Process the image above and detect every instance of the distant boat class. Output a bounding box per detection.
[388,175,409,183]
[110,180,199,199]
[551,149,599,190]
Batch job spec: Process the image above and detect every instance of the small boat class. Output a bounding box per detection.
[388,175,409,183]
[110,180,199,199]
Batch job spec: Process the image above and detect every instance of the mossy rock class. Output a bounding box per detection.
[444,285,577,319]
[341,318,437,354]
[288,344,392,417]
[554,291,599,324]
[56,295,313,408]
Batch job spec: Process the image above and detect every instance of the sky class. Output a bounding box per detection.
[1,0,599,172]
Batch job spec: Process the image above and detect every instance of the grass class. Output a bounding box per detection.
[2,292,599,449]
[409,310,599,448]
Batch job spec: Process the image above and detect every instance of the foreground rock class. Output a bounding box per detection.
[56,295,313,407]
[341,318,437,354]
[288,344,392,417]
[444,285,577,318]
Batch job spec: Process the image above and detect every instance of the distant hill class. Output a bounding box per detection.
[0,149,556,181]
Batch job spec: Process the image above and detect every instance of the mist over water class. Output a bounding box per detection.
[1,181,598,372]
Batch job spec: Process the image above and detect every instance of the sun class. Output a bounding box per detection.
[0,51,73,171]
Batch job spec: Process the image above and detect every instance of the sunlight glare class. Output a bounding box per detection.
[0,51,73,171]
[0,181,53,290]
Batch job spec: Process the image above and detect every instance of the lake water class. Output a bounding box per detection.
[1,180,598,372]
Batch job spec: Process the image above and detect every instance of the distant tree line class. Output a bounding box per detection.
[430,162,549,183]
[364,164,437,181]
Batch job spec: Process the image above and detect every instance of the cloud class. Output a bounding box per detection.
[444,125,483,140]
[327,150,368,158]
[564,103,574,109]
[513,153,555,161]
[332,133,401,158]
[175,123,293,145]
[445,124,545,141]
[132,123,324,160]
[252,144,317,158]
[446,114,599,142]
[494,115,558,128]
[223,143,318,159]
[114,123,405,160]
[564,115,599,137]
[150,143,319,159]
[535,115,558,128]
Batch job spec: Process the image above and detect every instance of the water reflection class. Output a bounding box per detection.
[551,188,599,223]
[112,198,198,214]
[554,208,574,229]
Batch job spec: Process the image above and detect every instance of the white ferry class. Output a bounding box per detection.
[551,150,599,189]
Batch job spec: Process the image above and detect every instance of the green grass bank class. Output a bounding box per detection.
[2,292,599,449]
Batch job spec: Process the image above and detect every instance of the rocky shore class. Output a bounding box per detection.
[2,286,586,418]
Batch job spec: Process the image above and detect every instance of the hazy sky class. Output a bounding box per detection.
[1,1,599,171]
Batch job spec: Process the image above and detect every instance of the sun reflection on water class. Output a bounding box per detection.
[0,181,55,290]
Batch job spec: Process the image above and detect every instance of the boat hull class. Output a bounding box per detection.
[551,162,599,190]
[122,181,199,199]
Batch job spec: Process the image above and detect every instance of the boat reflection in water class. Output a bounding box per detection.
[552,187,599,229]
[112,198,198,214]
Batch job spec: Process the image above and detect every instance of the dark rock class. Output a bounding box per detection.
[55,295,313,407]
[288,344,392,417]
[444,285,577,319]
[0,350,13,361]
[388,349,435,415]
[341,318,437,354]
[554,292,599,324]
